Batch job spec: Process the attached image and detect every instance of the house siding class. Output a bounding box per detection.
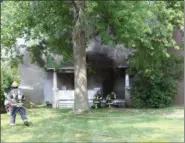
[170,29,184,105]
[168,47,184,105]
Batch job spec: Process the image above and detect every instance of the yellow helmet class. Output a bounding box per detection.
[12,81,19,87]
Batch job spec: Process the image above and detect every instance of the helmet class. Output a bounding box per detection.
[11,81,19,87]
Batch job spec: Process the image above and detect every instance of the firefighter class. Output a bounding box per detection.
[93,90,102,109]
[106,92,117,108]
[7,81,29,126]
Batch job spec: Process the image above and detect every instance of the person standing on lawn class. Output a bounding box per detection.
[7,81,29,126]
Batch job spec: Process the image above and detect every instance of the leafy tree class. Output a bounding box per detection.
[1,1,149,113]
[71,1,90,113]
[131,55,184,108]
[1,61,20,111]
[129,1,184,108]
[1,1,184,111]
[1,1,88,114]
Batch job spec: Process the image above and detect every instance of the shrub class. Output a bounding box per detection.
[1,65,20,111]
[130,55,184,108]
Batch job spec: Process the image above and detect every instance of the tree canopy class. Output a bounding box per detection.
[1,1,184,111]
[1,1,183,69]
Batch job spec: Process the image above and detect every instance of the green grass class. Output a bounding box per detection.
[1,106,184,142]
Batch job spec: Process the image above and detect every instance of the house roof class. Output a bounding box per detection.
[46,37,135,71]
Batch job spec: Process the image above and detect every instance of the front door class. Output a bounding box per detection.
[102,68,114,97]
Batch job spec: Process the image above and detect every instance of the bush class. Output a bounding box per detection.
[130,55,184,108]
[1,65,20,111]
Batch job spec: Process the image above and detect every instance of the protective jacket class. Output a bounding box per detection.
[7,87,25,106]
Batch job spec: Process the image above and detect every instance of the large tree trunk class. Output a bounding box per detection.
[72,0,89,114]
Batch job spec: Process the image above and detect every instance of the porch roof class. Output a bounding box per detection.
[47,65,128,73]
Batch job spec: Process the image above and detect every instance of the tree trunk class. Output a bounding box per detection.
[72,0,89,114]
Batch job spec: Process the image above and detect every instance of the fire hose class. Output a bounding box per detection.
[24,99,47,108]
[6,98,48,123]
[6,98,47,112]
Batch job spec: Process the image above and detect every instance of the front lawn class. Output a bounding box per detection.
[1,106,184,142]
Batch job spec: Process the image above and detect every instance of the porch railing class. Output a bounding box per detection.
[57,90,96,108]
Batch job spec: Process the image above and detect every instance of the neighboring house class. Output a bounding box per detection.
[19,37,133,108]
[169,29,184,105]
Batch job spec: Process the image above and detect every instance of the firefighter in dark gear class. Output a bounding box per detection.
[93,90,102,109]
[106,92,117,108]
[7,81,29,126]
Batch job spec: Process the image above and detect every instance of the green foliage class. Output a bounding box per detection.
[1,1,29,47]
[129,1,184,108]
[165,1,184,28]
[86,1,151,47]
[1,1,184,109]
[1,63,20,109]
[1,1,73,68]
[2,1,183,70]
[131,55,184,108]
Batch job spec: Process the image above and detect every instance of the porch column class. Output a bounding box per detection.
[125,72,131,107]
[52,69,58,108]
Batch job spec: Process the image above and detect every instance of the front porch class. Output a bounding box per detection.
[49,67,131,109]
